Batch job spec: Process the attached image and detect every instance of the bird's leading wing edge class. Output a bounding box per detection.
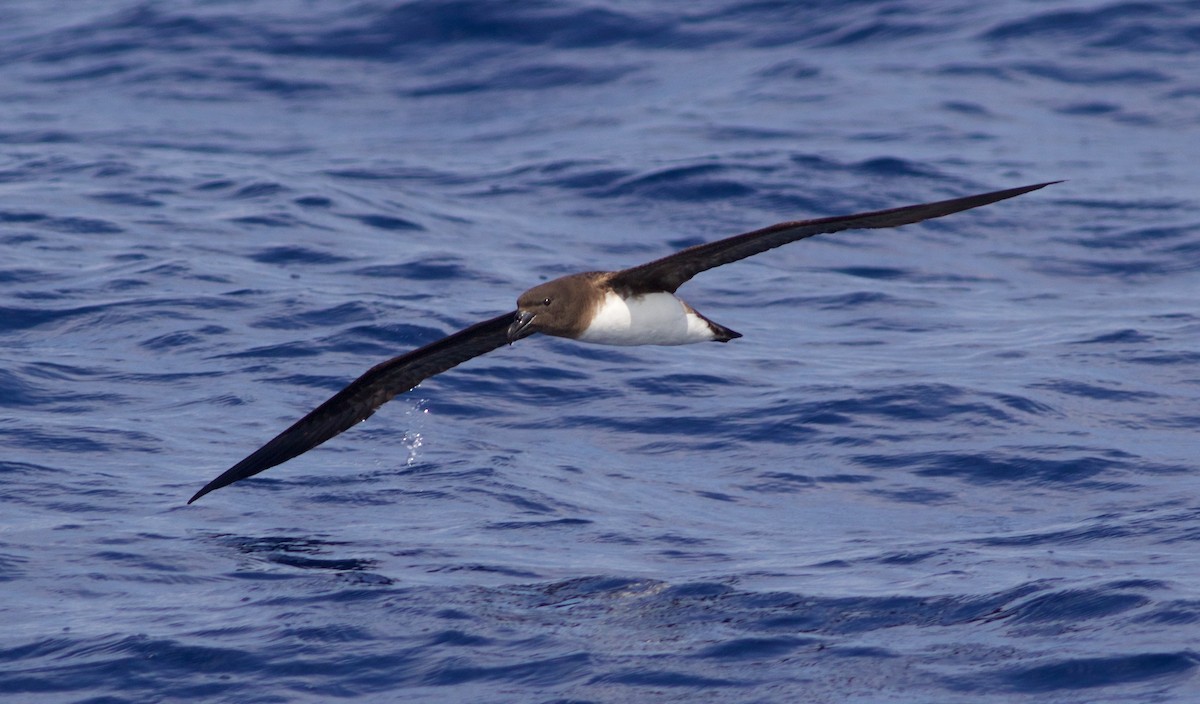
[188,311,516,503]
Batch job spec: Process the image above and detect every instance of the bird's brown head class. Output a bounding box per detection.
[508,273,603,343]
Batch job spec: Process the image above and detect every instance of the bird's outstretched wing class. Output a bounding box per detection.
[188,311,516,503]
[609,182,1059,294]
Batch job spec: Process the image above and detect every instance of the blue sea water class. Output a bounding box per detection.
[2,0,1199,701]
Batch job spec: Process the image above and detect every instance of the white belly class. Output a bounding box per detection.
[577,292,717,346]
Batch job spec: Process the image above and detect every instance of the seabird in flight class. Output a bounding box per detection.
[188,181,1057,503]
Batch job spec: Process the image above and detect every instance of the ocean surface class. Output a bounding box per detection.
[2,1,1199,702]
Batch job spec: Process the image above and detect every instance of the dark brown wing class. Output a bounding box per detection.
[609,182,1059,294]
[188,311,516,503]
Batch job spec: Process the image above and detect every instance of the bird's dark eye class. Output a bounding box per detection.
[542,297,552,306]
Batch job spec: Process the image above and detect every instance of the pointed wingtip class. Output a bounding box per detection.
[188,473,231,504]
[998,180,1063,197]
[187,467,242,504]
[1021,180,1065,193]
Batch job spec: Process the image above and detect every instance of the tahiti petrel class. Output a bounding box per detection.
[188,181,1056,503]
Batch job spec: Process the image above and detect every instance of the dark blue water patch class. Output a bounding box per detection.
[990,392,1056,415]
[216,533,350,557]
[755,58,822,80]
[768,291,926,314]
[1032,379,1158,402]
[193,179,236,192]
[352,261,466,280]
[1013,62,1170,86]
[626,372,732,397]
[346,213,424,231]
[0,425,137,454]
[282,624,380,646]
[1056,101,1122,117]
[486,518,592,531]
[873,550,942,566]
[0,550,29,584]
[691,124,805,144]
[3,634,261,695]
[1002,586,1150,626]
[536,575,661,605]
[694,489,737,503]
[591,164,758,201]
[471,486,560,516]
[588,669,743,688]
[934,63,1022,82]
[91,550,185,575]
[1072,328,1156,344]
[294,195,333,208]
[1036,254,1193,279]
[0,210,122,234]
[695,2,924,49]
[86,191,164,207]
[248,245,353,266]
[428,563,542,579]
[940,100,991,116]
[214,340,324,361]
[13,6,237,64]
[1058,221,1200,253]
[973,520,1141,547]
[0,130,80,144]
[425,629,493,647]
[0,304,102,332]
[0,368,49,407]
[425,652,592,688]
[828,266,912,281]
[0,367,126,411]
[263,1,722,60]
[268,553,378,572]
[869,486,956,504]
[548,166,634,191]
[980,2,1200,55]
[250,301,376,331]
[851,157,943,179]
[0,234,39,248]
[740,471,818,495]
[971,652,1198,694]
[1125,350,1200,366]
[693,635,815,660]
[139,325,229,352]
[226,72,332,97]
[805,383,1018,425]
[1132,602,1200,626]
[231,181,288,199]
[547,408,815,448]
[0,459,57,480]
[853,449,1141,487]
[229,212,303,228]
[49,296,246,328]
[101,277,147,294]
[323,165,466,184]
[0,636,82,665]
[1165,239,1200,258]
[744,589,1026,636]
[812,20,935,48]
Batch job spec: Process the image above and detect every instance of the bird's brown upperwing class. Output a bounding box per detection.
[188,311,515,503]
[609,182,1059,295]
